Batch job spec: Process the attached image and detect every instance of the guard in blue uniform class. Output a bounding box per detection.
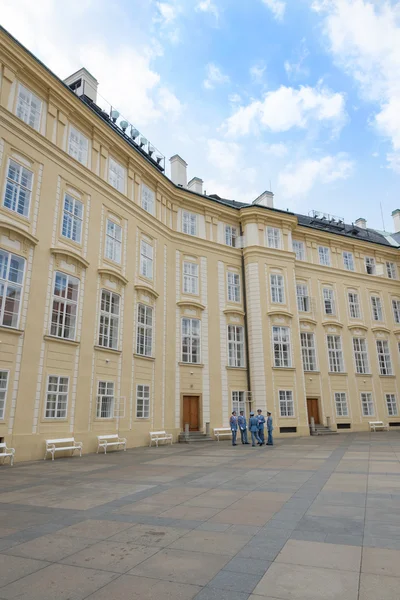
[266,411,274,445]
[238,411,249,445]
[229,411,238,446]
[257,409,265,445]
[248,412,262,447]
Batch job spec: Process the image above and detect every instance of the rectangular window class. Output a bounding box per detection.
[98,290,120,350]
[386,394,398,417]
[273,326,292,368]
[0,249,25,328]
[392,300,400,324]
[181,318,201,363]
[108,157,125,192]
[141,184,155,215]
[182,211,197,236]
[323,288,336,316]
[270,274,285,304]
[376,340,393,375]
[348,292,361,319]
[183,262,199,295]
[136,304,153,357]
[353,338,370,374]
[4,159,33,217]
[279,390,294,417]
[228,325,245,367]
[371,296,383,321]
[105,219,122,264]
[50,272,79,340]
[45,376,68,419]
[343,251,355,271]
[68,126,88,165]
[318,246,331,266]
[296,283,310,312]
[227,272,240,303]
[136,384,150,418]
[266,227,281,249]
[327,335,344,372]
[301,332,317,371]
[361,392,374,417]
[61,194,83,244]
[0,371,9,420]
[16,84,42,131]
[293,240,305,261]
[335,392,348,417]
[96,381,114,418]
[232,390,245,415]
[386,262,396,279]
[140,240,153,279]
[225,225,238,247]
[365,257,376,275]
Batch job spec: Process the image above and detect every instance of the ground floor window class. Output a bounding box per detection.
[334,392,348,417]
[361,392,374,417]
[386,394,398,417]
[136,384,150,418]
[0,370,9,419]
[45,376,68,419]
[232,391,246,415]
[96,381,114,418]
[279,390,294,417]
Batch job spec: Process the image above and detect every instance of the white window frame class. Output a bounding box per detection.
[266,227,281,249]
[0,249,25,329]
[361,392,374,417]
[270,274,285,304]
[3,158,33,218]
[228,325,245,368]
[227,271,240,303]
[386,262,396,279]
[98,289,120,350]
[182,211,198,236]
[50,271,79,340]
[371,296,383,321]
[136,384,150,419]
[273,326,292,368]
[141,184,155,215]
[96,381,114,419]
[0,370,9,420]
[68,126,88,166]
[45,375,69,419]
[108,157,125,193]
[353,338,370,374]
[183,262,199,295]
[136,303,153,357]
[376,339,393,376]
[232,390,246,416]
[335,392,348,417]
[140,240,153,280]
[181,317,201,364]
[318,246,331,266]
[225,225,238,247]
[323,288,336,316]
[343,251,355,271]
[296,283,310,312]
[279,390,294,417]
[327,335,344,373]
[293,240,305,261]
[301,332,317,372]
[61,193,83,244]
[386,394,398,417]
[392,299,400,324]
[105,219,122,264]
[365,256,376,275]
[348,292,361,319]
[16,84,42,131]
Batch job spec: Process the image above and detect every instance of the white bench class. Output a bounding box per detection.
[214,428,232,442]
[149,431,173,447]
[369,421,389,432]
[0,442,15,466]
[44,437,83,461]
[97,434,127,454]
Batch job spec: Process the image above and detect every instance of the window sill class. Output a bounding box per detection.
[41,418,68,423]
[272,366,296,371]
[379,374,396,378]
[304,370,320,374]
[44,335,79,347]
[0,205,30,224]
[94,345,122,354]
[134,354,155,361]
[0,325,24,336]
[178,362,204,368]
[60,235,83,251]
[355,372,372,377]
[135,417,150,421]
[226,366,247,371]
[328,372,348,376]
[94,418,114,422]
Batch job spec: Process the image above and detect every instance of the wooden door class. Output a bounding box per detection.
[307,398,320,425]
[183,396,200,431]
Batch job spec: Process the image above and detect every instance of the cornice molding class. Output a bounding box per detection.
[177,300,206,311]
[0,221,38,246]
[50,247,89,268]
[267,309,293,319]
[134,284,159,298]
[223,308,245,317]
[98,267,128,286]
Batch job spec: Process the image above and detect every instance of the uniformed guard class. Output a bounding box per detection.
[238,410,249,445]
[229,411,238,446]
[248,412,262,447]
[257,409,266,445]
[266,411,274,446]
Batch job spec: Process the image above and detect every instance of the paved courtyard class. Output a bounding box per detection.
[1,433,400,599]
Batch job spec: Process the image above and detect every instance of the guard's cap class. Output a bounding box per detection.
[250,411,254,416]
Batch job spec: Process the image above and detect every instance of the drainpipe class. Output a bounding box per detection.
[240,223,252,410]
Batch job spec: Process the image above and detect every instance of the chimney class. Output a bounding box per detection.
[169,155,187,187]
[252,191,274,208]
[392,209,400,233]
[355,217,367,229]
[187,177,203,195]
[64,68,98,104]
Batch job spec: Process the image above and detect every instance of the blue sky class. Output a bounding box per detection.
[2,0,400,229]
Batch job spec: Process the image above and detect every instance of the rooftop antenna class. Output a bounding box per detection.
[380,202,386,231]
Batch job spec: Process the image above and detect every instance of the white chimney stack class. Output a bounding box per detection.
[187,177,203,195]
[169,155,187,187]
[355,217,367,229]
[252,191,274,208]
[392,209,400,233]
[64,68,98,104]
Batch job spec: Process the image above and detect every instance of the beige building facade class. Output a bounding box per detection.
[1,27,400,462]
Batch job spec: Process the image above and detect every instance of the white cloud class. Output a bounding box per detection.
[222,84,346,137]
[312,0,400,171]
[261,0,286,21]
[250,63,266,84]
[284,38,310,81]
[205,139,258,201]
[260,142,288,158]
[278,153,354,199]
[203,63,230,89]
[196,0,219,20]
[156,2,177,24]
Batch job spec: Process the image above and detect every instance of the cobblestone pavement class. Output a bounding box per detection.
[1,432,400,599]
